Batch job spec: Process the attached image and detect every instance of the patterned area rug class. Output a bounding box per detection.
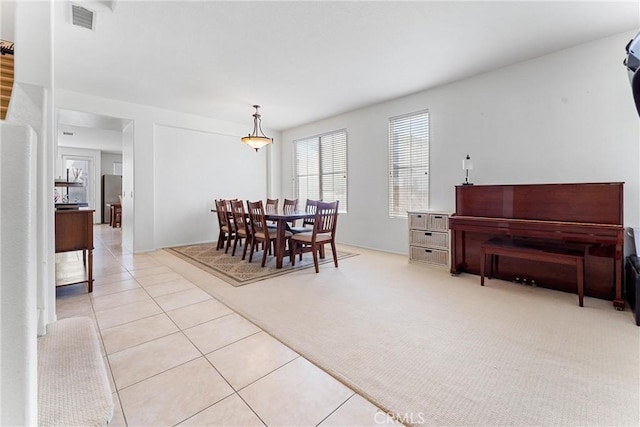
[166,242,358,286]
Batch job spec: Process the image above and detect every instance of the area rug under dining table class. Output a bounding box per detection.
[166,242,358,286]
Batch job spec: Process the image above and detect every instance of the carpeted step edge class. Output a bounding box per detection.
[38,317,113,426]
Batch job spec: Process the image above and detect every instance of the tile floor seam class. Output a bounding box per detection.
[229,354,303,394]
[104,357,128,426]
[137,281,177,290]
[234,392,269,427]
[143,285,199,299]
[104,329,188,360]
[91,278,159,314]
[101,319,180,356]
[166,309,236,331]
[196,356,269,426]
[134,275,189,288]
[128,265,186,279]
[107,337,202,392]
[86,265,129,427]
[199,328,263,355]
[171,391,246,426]
[94,306,164,330]
[175,315,262,361]
[315,392,357,427]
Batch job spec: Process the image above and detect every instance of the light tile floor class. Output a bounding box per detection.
[55,225,400,426]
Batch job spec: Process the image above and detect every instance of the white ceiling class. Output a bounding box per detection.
[54,1,639,132]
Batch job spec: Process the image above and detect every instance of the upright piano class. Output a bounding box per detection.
[449,182,624,309]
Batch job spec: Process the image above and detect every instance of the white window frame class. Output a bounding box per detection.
[388,110,430,218]
[293,129,348,213]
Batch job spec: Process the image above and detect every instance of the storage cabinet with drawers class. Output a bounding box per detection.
[408,211,451,267]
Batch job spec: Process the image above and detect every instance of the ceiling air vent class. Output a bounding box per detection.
[71,4,95,31]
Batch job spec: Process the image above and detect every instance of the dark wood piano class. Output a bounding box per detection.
[449,182,624,309]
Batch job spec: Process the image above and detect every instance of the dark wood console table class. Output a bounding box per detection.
[55,209,95,292]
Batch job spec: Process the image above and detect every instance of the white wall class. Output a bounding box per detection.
[2,1,53,424]
[0,122,37,426]
[58,125,123,154]
[101,152,122,175]
[154,125,267,248]
[122,122,134,251]
[55,89,279,252]
[101,152,122,176]
[280,31,640,254]
[0,1,15,41]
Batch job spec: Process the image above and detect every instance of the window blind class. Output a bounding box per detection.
[388,110,429,218]
[293,129,347,213]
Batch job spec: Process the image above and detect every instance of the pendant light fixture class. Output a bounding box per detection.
[241,105,273,152]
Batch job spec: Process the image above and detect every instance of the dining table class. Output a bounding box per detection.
[212,207,315,269]
[265,208,316,268]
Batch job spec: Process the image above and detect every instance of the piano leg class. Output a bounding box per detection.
[480,247,485,285]
[450,230,465,276]
[614,244,624,310]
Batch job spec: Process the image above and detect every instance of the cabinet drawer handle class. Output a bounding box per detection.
[433,215,443,219]
[424,249,432,253]
[416,215,422,218]
[424,232,432,236]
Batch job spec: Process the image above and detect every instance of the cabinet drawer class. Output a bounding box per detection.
[410,246,449,266]
[408,213,428,230]
[428,214,449,231]
[409,230,448,249]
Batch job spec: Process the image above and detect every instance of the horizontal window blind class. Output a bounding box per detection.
[293,129,347,213]
[388,110,429,218]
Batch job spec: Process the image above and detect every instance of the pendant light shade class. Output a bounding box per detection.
[241,105,273,152]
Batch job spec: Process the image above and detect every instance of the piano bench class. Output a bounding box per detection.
[480,237,585,307]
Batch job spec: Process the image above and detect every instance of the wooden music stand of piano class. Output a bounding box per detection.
[449,182,624,310]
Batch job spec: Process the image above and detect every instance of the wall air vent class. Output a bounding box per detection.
[71,4,95,31]
[62,131,75,136]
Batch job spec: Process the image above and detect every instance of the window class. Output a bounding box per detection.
[388,110,429,218]
[293,129,347,213]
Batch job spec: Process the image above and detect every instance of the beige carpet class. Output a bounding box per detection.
[166,242,357,286]
[154,245,640,426]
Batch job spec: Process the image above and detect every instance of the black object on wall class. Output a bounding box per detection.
[624,32,640,117]
[624,256,640,326]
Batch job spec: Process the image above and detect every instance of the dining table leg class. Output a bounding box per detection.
[275,218,287,268]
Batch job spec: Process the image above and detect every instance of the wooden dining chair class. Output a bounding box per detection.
[266,198,279,213]
[215,199,234,253]
[291,200,339,273]
[230,199,251,259]
[289,198,319,234]
[283,198,298,226]
[247,200,292,267]
[111,195,123,228]
[263,198,280,253]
